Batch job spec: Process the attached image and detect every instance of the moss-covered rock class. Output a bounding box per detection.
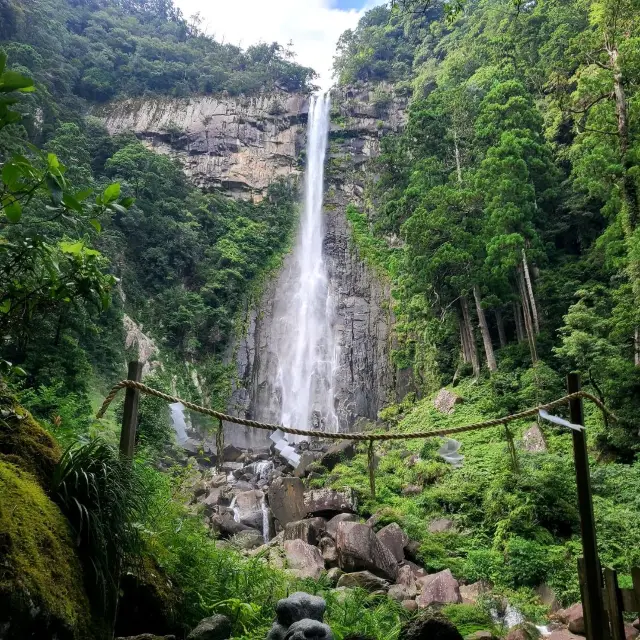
[0,460,91,639]
[0,390,61,485]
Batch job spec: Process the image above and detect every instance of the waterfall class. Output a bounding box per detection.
[169,402,189,444]
[261,493,271,543]
[267,91,339,437]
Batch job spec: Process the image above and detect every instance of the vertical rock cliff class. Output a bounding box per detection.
[98,86,407,445]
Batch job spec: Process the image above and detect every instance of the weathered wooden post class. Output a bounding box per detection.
[568,373,607,640]
[119,361,143,458]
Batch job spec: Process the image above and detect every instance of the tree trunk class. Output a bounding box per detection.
[461,294,480,377]
[459,314,470,364]
[495,309,507,348]
[518,268,538,363]
[635,327,640,367]
[453,130,463,184]
[522,249,539,334]
[514,302,525,343]
[473,285,497,372]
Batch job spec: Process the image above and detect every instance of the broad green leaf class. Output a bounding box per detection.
[75,188,93,202]
[2,162,22,188]
[0,71,34,92]
[120,196,135,208]
[47,153,60,170]
[59,241,84,255]
[0,299,10,313]
[12,366,26,376]
[3,199,21,223]
[62,193,83,213]
[109,203,128,215]
[89,218,102,233]
[45,174,63,204]
[103,182,121,203]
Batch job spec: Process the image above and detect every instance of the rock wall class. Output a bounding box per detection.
[98,86,408,446]
[98,92,307,198]
[225,84,409,445]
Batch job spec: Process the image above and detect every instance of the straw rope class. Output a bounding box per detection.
[97,379,615,443]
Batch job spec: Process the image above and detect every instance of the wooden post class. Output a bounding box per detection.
[119,361,143,458]
[568,374,607,640]
[603,568,625,640]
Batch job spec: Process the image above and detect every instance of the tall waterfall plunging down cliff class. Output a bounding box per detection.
[267,92,340,437]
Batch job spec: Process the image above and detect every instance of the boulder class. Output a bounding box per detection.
[626,625,639,640]
[376,523,409,562]
[558,604,584,635]
[403,485,423,496]
[284,518,326,546]
[275,592,326,626]
[403,560,427,580]
[284,540,325,580]
[320,441,356,471]
[293,452,322,478]
[396,564,417,590]
[326,567,343,586]
[210,474,228,488]
[337,571,390,592]
[428,518,457,534]
[186,614,232,640]
[634,621,640,632]
[335,522,398,581]
[398,611,464,640]
[535,584,561,613]
[223,444,243,462]
[434,389,463,415]
[210,513,252,538]
[282,620,334,640]
[268,477,308,527]
[231,530,264,550]
[522,424,547,453]
[505,624,541,640]
[460,581,490,604]
[319,536,339,566]
[304,488,357,516]
[547,632,584,640]
[389,583,417,602]
[416,569,462,608]
[326,513,360,539]
[233,490,265,530]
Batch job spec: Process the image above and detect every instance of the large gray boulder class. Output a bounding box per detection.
[428,518,457,534]
[320,441,356,471]
[233,490,265,530]
[434,389,462,414]
[284,540,325,580]
[284,518,327,546]
[325,513,360,539]
[522,424,547,452]
[210,513,252,538]
[284,620,334,640]
[319,536,339,566]
[268,477,308,526]
[186,614,232,640]
[336,571,390,592]
[304,488,357,517]
[376,522,409,562]
[266,592,331,640]
[335,521,398,581]
[416,569,462,608]
[230,530,264,550]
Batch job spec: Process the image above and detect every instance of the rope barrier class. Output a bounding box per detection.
[97,379,616,443]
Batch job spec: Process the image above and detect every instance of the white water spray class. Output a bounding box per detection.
[268,92,339,436]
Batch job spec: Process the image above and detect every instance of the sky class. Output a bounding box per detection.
[173,0,387,89]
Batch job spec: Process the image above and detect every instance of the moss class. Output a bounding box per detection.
[0,390,61,485]
[441,604,495,637]
[0,460,91,639]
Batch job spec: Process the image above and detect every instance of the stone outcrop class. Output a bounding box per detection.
[268,477,307,526]
[304,488,357,516]
[434,389,463,415]
[99,93,307,198]
[376,522,409,562]
[186,615,232,640]
[336,570,390,592]
[335,521,398,581]
[284,540,325,580]
[267,592,332,640]
[416,569,462,608]
[284,518,326,546]
[557,604,584,635]
[522,424,547,452]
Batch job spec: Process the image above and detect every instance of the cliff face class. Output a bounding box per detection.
[98,87,407,445]
[99,92,307,198]
[226,85,408,444]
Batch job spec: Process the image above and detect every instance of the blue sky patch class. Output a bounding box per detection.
[333,0,368,10]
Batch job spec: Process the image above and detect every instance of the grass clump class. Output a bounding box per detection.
[0,460,91,639]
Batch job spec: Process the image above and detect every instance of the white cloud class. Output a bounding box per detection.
[173,0,386,89]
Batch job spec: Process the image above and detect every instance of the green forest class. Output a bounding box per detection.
[1,0,640,638]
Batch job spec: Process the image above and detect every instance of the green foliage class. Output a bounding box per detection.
[441,604,494,637]
[0,459,91,639]
[51,439,147,613]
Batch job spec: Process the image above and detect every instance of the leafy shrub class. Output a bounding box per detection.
[442,604,494,636]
